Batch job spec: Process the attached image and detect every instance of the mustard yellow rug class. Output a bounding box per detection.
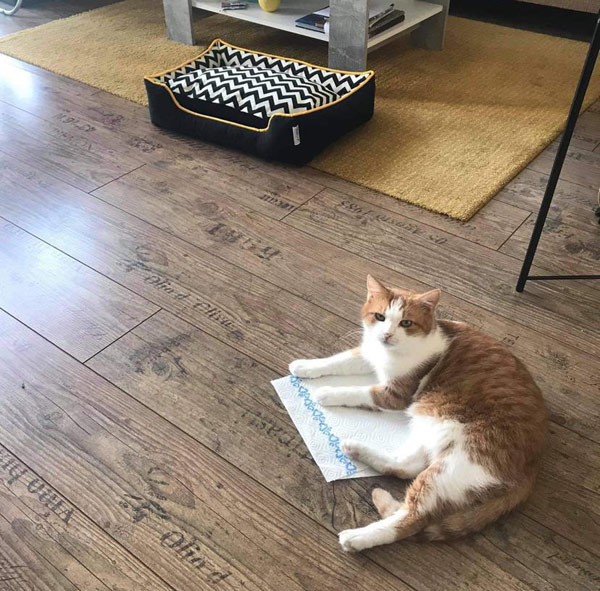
[1,0,598,219]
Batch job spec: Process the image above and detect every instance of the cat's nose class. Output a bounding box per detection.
[383,332,393,342]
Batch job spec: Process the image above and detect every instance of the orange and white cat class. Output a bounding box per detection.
[289,275,547,552]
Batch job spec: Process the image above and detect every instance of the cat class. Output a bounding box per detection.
[289,275,547,552]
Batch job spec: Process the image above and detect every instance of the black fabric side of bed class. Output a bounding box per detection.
[275,77,376,164]
[145,77,375,165]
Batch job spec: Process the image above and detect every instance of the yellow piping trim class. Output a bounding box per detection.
[144,38,375,133]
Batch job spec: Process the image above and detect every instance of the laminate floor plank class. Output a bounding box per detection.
[2,153,599,447]
[493,168,599,233]
[0,0,114,37]
[477,513,600,591]
[0,100,144,192]
[0,219,159,361]
[550,108,600,152]
[0,310,407,591]
[0,151,355,374]
[0,56,100,100]
[499,213,600,276]
[571,108,600,151]
[295,166,533,250]
[0,445,171,591]
[528,142,600,191]
[0,524,80,591]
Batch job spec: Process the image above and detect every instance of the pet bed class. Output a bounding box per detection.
[144,39,375,164]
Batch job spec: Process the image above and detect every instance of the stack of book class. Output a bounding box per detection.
[295,3,405,37]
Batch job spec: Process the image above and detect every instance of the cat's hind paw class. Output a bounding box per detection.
[339,528,370,552]
[339,523,396,552]
[289,359,325,379]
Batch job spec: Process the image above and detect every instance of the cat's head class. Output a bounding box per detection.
[361,275,441,348]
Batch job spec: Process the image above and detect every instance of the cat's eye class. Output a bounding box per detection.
[374,313,385,322]
[400,319,413,328]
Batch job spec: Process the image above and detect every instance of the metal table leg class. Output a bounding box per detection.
[516,10,600,292]
[1,0,23,16]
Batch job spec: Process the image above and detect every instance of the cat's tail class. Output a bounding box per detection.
[421,476,534,541]
[372,475,534,542]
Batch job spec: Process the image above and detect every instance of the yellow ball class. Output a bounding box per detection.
[258,0,280,12]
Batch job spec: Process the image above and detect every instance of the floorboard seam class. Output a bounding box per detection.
[0,145,139,198]
[496,212,533,251]
[83,307,163,364]
[526,164,600,191]
[279,187,328,221]
[88,163,147,194]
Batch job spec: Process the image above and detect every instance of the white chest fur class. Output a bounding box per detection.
[361,328,448,384]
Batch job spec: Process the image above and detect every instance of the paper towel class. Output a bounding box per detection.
[271,374,412,482]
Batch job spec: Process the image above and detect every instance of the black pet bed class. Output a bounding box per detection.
[145,39,375,165]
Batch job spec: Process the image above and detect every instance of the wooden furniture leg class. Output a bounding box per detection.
[163,0,195,45]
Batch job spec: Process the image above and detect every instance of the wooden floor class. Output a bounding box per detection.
[1,3,600,591]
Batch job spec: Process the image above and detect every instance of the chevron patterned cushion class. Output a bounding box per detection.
[159,41,368,124]
[168,65,341,119]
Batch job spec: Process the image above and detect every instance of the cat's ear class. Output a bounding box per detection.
[366,275,389,296]
[419,289,441,310]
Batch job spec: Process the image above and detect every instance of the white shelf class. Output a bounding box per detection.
[192,0,443,50]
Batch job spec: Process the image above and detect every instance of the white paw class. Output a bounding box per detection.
[340,439,363,461]
[339,528,370,552]
[313,386,340,406]
[289,359,325,379]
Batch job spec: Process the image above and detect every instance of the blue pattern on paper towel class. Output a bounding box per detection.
[289,376,358,476]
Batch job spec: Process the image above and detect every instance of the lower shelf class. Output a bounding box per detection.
[191,0,443,50]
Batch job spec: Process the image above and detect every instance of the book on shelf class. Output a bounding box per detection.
[295,10,328,33]
[295,3,405,37]
[368,9,405,37]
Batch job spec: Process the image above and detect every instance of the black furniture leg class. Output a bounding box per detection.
[516,10,600,292]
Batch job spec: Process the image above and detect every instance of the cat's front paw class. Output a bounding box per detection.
[313,386,340,406]
[289,359,325,379]
[339,528,370,552]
